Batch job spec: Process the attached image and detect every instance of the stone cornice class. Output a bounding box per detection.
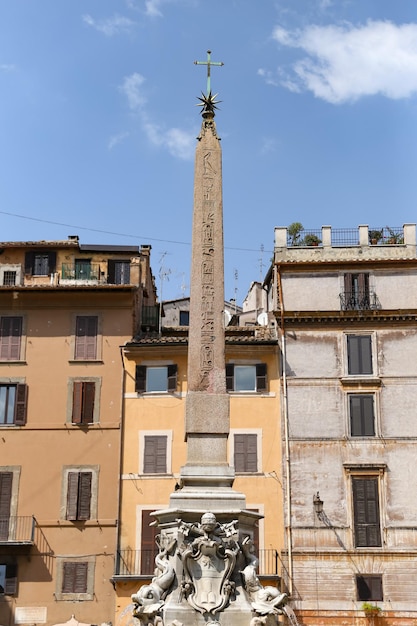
[274,309,417,326]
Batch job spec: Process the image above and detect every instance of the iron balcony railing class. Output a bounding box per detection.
[340,290,380,311]
[0,516,36,544]
[115,548,282,578]
[61,263,101,281]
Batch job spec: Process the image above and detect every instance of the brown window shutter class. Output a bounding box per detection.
[14,384,28,425]
[77,472,92,520]
[72,382,83,424]
[74,561,88,593]
[75,317,98,360]
[0,472,13,517]
[234,434,258,473]
[66,472,79,520]
[167,365,177,392]
[256,363,267,392]
[144,436,167,474]
[141,510,158,575]
[62,561,88,593]
[226,364,234,391]
[82,382,95,423]
[4,564,17,595]
[0,317,22,361]
[352,477,381,547]
[135,366,146,393]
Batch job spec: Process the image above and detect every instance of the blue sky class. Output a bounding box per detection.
[1,1,417,303]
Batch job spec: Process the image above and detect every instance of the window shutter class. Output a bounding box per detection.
[353,477,381,547]
[344,274,352,300]
[62,561,88,593]
[234,434,258,473]
[141,510,158,575]
[135,366,146,393]
[256,363,267,392]
[48,251,56,273]
[107,260,116,284]
[66,472,79,520]
[144,436,167,474]
[167,365,177,392]
[82,382,95,423]
[77,472,92,520]
[348,335,372,375]
[350,395,375,437]
[14,384,28,425]
[24,252,35,275]
[226,364,234,391]
[75,316,98,360]
[4,564,17,595]
[0,471,12,541]
[0,317,22,361]
[72,382,83,424]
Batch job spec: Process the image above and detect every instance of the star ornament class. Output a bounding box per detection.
[196,91,221,115]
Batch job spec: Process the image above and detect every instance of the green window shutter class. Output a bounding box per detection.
[14,384,28,425]
[256,363,267,392]
[135,366,146,393]
[167,365,177,392]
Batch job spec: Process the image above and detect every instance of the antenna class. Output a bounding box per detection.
[158,252,172,334]
[259,243,265,282]
[233,269,238,312]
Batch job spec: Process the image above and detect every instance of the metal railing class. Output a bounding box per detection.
[141,305,160,331]
[115,548,282,577]
[0,516,36,543]
[61,263,101,281]
[339,291,380,311]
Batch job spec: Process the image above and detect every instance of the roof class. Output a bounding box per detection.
[0,240,140,254]
[125,326,278,347]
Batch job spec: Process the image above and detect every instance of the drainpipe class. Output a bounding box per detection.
[276,263,293,596]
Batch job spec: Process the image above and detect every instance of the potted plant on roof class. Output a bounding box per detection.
[287,222,304,246]
[369,229,383,245]
[303,233,322,247]
[362,602,382,618]
[385,226,404,244]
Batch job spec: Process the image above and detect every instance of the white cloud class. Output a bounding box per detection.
[0,64,16,72]
[119,72,196,160]
[108,131,130,150]
[82,13,135,36]
[270,20,417,103]
[145,0,163,17]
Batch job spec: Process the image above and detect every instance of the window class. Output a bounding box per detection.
[75,259,92,280]
[0,384,27,426]
[66,471,92,521]
[141,510,158,575]
[342,273,370,310]
[74,316,98,360]
[226,364,267,392]
[56,558,95,600]
[72,382,95,424]
[179,310,190,326]
[2,271,16,286]
[0,317,22,361]
[107,260,130,285]
[143,436,167,474]
[356,575,383,601]
[349,394,375,437]
[234,434,258,473]
[135,365,177,393]
[62,561,88,593]
[347,335,373,375]
[352,477,381,547]
[25,251,56,276]
[0,564,17,595]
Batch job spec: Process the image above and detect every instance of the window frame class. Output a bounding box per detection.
[107,259,131,285]
[346,333,374,376]
[67,378,101,425]
[230,429,262,474]
[135,364,178,394]
[346,469,384,549]
[226,363,267,393]
[139,431,172,475]
[24,251,56,276]
[0,316,25,362]
[342,272,371,310]
[179,310,190,326]
[0,381,28,426]
[61,465,99,521]
[71,314,101,362]
[0,563,17,595]
[55,557,95,600]
[348,393,376,437]
[356,574,383,602]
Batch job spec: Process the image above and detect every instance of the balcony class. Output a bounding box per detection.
[0,516,36,546]
[114,548,283,579]
[61,263,101,284]
[339,290,380,311]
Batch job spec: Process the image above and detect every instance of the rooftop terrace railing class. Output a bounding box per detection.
[278,225,412,249]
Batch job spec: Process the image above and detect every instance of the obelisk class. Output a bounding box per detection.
[170,51,245,510]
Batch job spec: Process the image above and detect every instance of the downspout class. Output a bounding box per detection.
[276,263,293,596]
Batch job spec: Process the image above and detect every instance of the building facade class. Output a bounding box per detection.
[0,237,156,626]
[270,224,417,624]
[113,317,284,621]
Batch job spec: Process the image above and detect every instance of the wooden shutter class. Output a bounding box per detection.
[141,510,158,575]
[62,561,88,593]
[75,316,98,360]
[48,251,56,273]
[107,260,116,284]
[66,472,79,520]
[77,472,92,520]
[352,477,381,547]
[256,363,267,392]
[350,395,375,437]
[135,366,146,393]
[167,365,177,392]
[72,382,84,424]
[73,382,95,424]
[0,317,22,361]
[4,564,17,595]
[348,335,373,375]
[234,434,258,473]
[14,384,28,425]
[0,472,13,541]
[24,252,35,275]
[226,364,234,391]
[144,436,167,474]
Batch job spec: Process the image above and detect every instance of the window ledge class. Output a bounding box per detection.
[68,360,103,364]
[228,392,275,397]
[0,360,26,365]
[340,376,381,387]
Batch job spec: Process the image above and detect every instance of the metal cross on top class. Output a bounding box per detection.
[194,50,224,96]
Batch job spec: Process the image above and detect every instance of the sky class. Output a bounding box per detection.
[1,1,417,304]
